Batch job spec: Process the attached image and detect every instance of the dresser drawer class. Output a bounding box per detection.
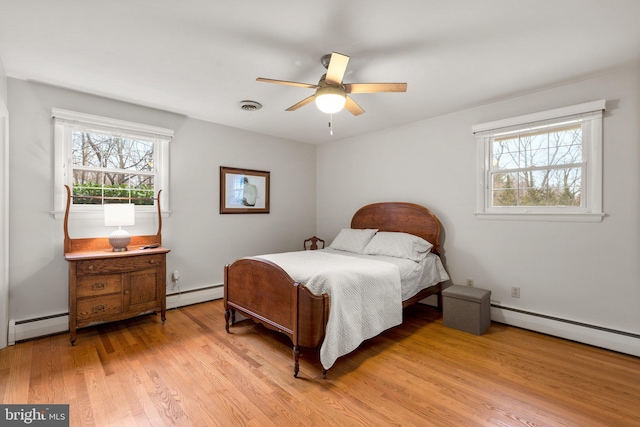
[77,274,122,298]
[76,254,164,275]
[76,294,123,322]
[131,254,165,270]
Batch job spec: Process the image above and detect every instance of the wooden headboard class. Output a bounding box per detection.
[351,202,442,255]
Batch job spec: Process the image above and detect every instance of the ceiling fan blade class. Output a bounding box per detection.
[344,96,365,116]
[256,77,317,89]
[325,52,350,85]
[344,83,407,93]
[286,94,316,111]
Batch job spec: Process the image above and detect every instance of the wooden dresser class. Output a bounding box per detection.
[63,186,170,344]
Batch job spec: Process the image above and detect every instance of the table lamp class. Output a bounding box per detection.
[104,203,135,252]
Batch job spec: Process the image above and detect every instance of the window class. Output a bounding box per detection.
[472,100,605,222]
[53,109,173,218]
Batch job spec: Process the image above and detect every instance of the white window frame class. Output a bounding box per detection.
[52,108,173,219]
[472,100,606,222]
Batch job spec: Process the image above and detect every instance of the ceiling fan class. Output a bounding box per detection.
[256,52,407,116]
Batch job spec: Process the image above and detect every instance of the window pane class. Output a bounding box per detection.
[72,131,109,167]
[72,170,154,205]
[72,131,154,171]
[519,171,547,206]
[129,174,154,205]
[493,138,519,170]
[102,174,154,205]
[493,125,582,170]
[73,170,102,186]
[72,170,103,204]
[492,173,518,206]
[523,133,549,168]
[547,168,582,206]
[104,138,154,171]
[71,131,155,205]
[548,127,581,166]
[492,167,582,207]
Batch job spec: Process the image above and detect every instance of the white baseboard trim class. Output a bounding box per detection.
[8,315,69,346]
[12,289,637,359]
[166,285,223,309]
[491,305,640,358]
[8,285,224,345]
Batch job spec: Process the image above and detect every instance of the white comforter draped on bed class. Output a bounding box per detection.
[257,250,403,370]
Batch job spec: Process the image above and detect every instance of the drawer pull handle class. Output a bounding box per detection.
[92,282,106,290]
[92,304,106,313]
[149,259,155,264]
[88,265,95,271]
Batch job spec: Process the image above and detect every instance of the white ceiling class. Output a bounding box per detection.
[1,1,639,144]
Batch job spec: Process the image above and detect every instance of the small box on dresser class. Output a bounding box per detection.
[442,285,491,335]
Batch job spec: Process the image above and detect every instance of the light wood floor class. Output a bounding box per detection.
[1,300,638,426]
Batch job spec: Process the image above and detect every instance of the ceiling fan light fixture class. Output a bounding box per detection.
[315,85,346,114]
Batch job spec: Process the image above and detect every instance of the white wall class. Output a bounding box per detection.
[0,59,8,348]
[7,79,316,323]
[317,64,640,352]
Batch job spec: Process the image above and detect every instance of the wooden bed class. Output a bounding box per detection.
[223,202,446,378]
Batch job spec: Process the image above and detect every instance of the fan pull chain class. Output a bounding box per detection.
[329,114,333,136]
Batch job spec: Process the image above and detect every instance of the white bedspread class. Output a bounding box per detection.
[257,250,403,370]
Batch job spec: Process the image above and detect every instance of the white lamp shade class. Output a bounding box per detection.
[104,203,135,227]
[315,86,346,114]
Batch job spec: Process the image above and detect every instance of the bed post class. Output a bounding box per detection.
[293,283,301,377]
[224,264,234,333]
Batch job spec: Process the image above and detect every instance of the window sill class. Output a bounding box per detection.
[474,211,605,223]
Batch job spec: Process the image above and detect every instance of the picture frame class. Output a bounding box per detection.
[220,166,270,214]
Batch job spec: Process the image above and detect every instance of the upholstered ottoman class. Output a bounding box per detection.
[442,285,491,335]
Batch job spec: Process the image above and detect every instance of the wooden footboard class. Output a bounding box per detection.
[224,256,444,378]
[224,257,329,377]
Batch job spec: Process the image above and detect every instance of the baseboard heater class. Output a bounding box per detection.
[8,284,224,345]
[491,303,640,357]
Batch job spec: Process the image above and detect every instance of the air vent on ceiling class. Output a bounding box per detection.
[238,100,262,111]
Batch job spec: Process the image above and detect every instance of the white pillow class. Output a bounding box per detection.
[329,228,378,254]
[363,231,433,262]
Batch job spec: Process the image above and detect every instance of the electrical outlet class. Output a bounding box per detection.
[171,271,180,290]
[466,278,474,287]
[511,286,521,298]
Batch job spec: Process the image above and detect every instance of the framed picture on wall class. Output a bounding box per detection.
[220,166,270,214]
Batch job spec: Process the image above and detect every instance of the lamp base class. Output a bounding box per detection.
[109,228,131,252]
